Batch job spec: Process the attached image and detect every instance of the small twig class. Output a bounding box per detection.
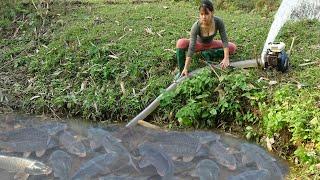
[164,48,175,53]
[13,27,20,38]
[12,19,27,38]
[288,37,296,56]
[137,120,160,130]
[117,33,127,41]
[139,84,150,94]
[200,59,220,79]
[299,61,320,67]
[49,107,61,120]
[120,81,126,94]
[77,36,81,47]
[31,0,38,10]
[0,59,15,71]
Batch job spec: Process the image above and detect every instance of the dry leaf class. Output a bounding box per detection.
[108,55,119,59]
[80,80,88,91]
[269,80,277,85]
[30,95,40,101]
[145,27,154,35]
[93,102,98,113]
[120,81,126,94]
[266,137,275,151]
[164,48,175,53]
[257,77,269,82]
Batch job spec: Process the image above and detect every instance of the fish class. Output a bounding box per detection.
[115,126,153,151]
[59,131,86,157]
[208,141,237,170]
[149,132,201,161]
[88,127,139,172]
[0,127,57,157]
[0,154,52,180]
[103,130,141,173]
[227,169,271,180]
[87,127,108,150]
[38,122,68,136]
[98,175,141,180]
[49,150,72,179]
[195,145,210,158]
[189,131,220,144]
[240,143,276,161]
[240,143,284,180]
[138,143,173,178]
[172,160,196,175]
[71,153,124,180]
[192,159,220,180]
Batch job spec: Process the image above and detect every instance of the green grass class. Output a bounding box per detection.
[1,0,319,178]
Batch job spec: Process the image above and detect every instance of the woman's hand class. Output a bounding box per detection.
[181,68,189,77]
[182,57,191,76]
[220,57,230,69]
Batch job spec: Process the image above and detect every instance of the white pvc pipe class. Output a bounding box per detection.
[126,59,257,127]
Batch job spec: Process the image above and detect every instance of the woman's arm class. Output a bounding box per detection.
[220,47,230,68]
[182,56,192,76]
[216,17,230,68]
[183,21,199,76]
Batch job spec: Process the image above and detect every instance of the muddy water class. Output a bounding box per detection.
[0,114,288,180]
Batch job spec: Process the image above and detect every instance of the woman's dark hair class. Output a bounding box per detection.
[199,0,214,14]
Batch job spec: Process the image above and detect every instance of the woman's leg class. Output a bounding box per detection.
[175,39,237,71]
[196,40,237,54]
[176,38,189,72]
[197,40,237,61]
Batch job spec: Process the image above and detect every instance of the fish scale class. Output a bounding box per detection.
[72,153,124,180]
[38,122,67,136]
[0,155,52,175]
[49,150,72,179]
[139,143,173,177]
[0,127,48,141]
[0,127,56,154]
[209,141,237,170]
[240,143,283,180]
[149,132,201,160]
[194,159,220,180]
[151,132,200,148]
[0,138,57,153]
[227,169,271,180]
[59,131,86,157]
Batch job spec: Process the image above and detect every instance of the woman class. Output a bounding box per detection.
[176,0,237,77]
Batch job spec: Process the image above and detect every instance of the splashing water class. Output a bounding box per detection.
[261,0,320,60]
[291,0,320,20]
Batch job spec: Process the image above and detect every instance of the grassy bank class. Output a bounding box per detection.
[1,0,319,178]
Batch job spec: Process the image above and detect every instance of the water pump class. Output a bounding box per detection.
[259,42,290,72]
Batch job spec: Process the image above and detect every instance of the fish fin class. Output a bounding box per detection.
[0,141,13,151]
[190,170,197,177]
[138,158,150,168]
[23,152,31,158]
[114,137,122,143]
[36,150,46,157]
[46,136,51,146]
[79,152,86,158]
[171,156,178,161]
[156,168,166,177]
[182,156,194,162]
[14,172,29,180]
[89,141,101,150]
[0,135,8,141]
[128,155,141,173]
